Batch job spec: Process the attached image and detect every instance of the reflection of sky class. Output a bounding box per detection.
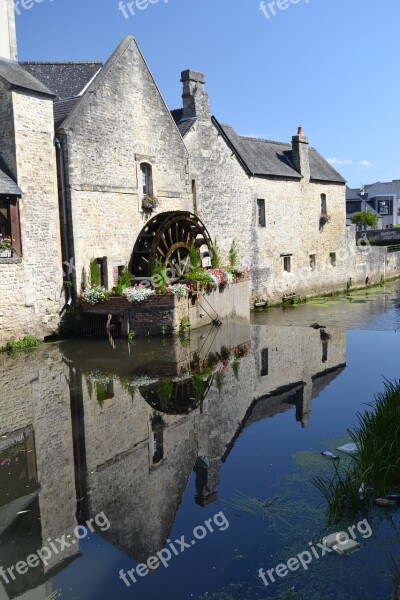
[54,329,400,600]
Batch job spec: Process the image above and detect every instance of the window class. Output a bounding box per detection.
[309,254,316,271]
[140,163,153,198]
[329,252,336,267]
[192,179,197,212]
[283,256,291,273]
[320,194,327,215]
[261,348,269,377]
[257,199,266,227]
[151,418,164,465]
[0,196,21,255]
[95,257,108,288]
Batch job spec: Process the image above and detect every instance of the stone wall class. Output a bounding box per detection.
[0,85,63,345]
[79,279,250,336]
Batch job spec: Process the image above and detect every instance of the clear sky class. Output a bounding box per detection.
[16,0,400,188]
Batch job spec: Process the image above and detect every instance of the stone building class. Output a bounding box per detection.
[172,71,360,304]
[1,0,399,344]
[0,24,63,345]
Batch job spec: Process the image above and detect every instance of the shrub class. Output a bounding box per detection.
[124,285,155,303]
[189,242,200,270]
[115,267,132,296]
[352,210,379,229]
[184,269,214,286]
[229,240,238,268]
[168,283,190,297]
[3,335,39,353]
[152,257,167,294]
[89,259,100,288]
[211,239,221,268]
[82,286,111,305]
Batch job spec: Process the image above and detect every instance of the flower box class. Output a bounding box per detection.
[0,248,12,258]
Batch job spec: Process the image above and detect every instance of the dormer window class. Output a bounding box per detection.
[141,163,153,198]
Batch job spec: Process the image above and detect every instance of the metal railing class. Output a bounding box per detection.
[387,245,400,253]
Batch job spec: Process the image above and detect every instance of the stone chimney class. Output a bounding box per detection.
[292,126,310,180]
[181,70,211,120]
[0,0,17,60]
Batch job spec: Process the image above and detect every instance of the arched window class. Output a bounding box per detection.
[140,163,153,198]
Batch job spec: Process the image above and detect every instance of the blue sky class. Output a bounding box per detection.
[16,0,400,187]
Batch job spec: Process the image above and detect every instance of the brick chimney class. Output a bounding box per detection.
[0,0,17,60]
[292,126,310,180]
[181,70,211,120]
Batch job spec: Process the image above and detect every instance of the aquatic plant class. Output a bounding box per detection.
[313,380,400,518]
[2,335,39,353]
[222,491,293,524]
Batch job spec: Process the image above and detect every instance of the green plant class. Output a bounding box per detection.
[128,330,136,341]
[211,238,221,268]
[152,257,167,294]
[180,316,190,334]
[89,258,100,288]
[160,323,168,336]
[45,592,61,600]
[115,267,132,295]
[63,280,73,289]
[2,335,39,354]
[184,269,213,286]
[313,380,400,519]
[189,242,200,270]
[352,210,379,229]
[232,359,240,381]
[229,240,237,269]
[157,378,173,409]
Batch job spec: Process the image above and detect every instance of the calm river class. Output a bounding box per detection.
[0,283,399,600]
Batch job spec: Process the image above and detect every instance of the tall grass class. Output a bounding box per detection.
[313,380,400,519]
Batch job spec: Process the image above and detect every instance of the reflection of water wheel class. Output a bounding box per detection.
[139,378,213,415]
[131,211,212,279]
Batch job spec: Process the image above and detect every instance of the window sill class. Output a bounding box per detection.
[0,256,22,265]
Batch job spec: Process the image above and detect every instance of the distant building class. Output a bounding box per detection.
[346,181,400,229]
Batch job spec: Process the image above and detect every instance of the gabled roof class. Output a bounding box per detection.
[0,58,55,98]
[171,109,197,137]
[0,157,21,195]
[346,186,363,201]
[213,119,346,183]
[54,97,80,128]
[20,61,102,100]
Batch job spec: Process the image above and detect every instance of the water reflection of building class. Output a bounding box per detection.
[0,347,78,599]
[0,321,346,590]
[62,322,346,563]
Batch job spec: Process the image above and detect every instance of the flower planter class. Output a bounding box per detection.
[0,248,12,258]
[142,197,159,211]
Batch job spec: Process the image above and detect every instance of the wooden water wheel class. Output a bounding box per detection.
[131,211,212,279]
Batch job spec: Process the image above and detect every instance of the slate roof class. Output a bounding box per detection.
[215,120,346,183]
[20,62,102,100]
[54,97,80,128]
[0,58,55,97]
[0,157,21,195]
[171,109,197,137]
[346,186,363,200]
